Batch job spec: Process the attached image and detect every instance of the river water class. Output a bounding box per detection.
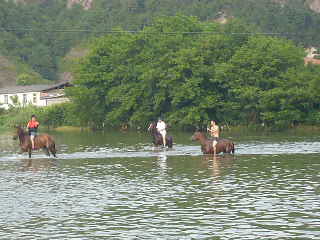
[0,129,319,239]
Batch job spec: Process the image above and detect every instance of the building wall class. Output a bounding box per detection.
[46,97,70,106]
[0,91,47,109]
[305,47,318,58]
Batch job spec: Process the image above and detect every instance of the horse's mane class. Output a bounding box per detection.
[194,131,209,140]
[148,122,162,137]
[16,126,28,136]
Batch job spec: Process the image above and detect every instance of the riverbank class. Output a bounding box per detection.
[1,104,319,133]
[2,123,319,138]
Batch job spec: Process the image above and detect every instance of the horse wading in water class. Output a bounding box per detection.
[13,126,57,158]
[191,131,234,154]
[148,122,173,148]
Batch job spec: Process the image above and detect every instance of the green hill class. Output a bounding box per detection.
[0,0,320,86]
[0,55,49,87]
[0,55,17,88]
[58,44,89,82]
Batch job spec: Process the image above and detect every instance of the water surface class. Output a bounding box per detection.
[0,130,319,239]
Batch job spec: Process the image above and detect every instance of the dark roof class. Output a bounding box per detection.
[0,81,72,94]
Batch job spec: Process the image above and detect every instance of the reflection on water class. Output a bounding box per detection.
[2,140,320,160]
[0,130,320,239]
[156,151,168,173]
[202,155,236,179]
[18,158,58,172]
[1,129,320,160]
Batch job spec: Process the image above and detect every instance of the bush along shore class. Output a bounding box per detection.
[0,103,319,133]
[0,103,80,130]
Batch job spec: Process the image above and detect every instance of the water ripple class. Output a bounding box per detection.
[1,141,320,161]
[1,133,320,239]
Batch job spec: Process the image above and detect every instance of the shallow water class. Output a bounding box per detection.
[1,130,319,239]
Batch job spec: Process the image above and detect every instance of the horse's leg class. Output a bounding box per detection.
[167,138,171,148]
[201,145,205,153]
[19,148,24,154]
[155,136,161,147]
[207,144,212,154]
[157,135,163,147]
[50,143,57,158]
[28,148,32,158]
[43,147,50,156]
[152,136,157,146]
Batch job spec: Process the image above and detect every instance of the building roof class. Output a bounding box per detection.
[0,81,71,95]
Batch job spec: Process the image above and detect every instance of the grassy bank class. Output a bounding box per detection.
[54,126,90,132]
[1,103,319,134]
[0,103,80,129]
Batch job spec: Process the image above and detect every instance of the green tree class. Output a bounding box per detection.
[16,73,33,85]
[68,15,320,129]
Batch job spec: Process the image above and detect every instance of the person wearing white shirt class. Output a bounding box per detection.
[156,119,167,147]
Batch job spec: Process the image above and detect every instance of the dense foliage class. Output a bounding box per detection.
[1,0,320,82]
[1,1,320,129]
[68,15,320,129]
[0,103,79,129]
[0,0,86,80]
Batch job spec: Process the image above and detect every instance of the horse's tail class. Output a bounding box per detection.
[51,142,56,152]
[167,136,173,148]
[225,142,235,154]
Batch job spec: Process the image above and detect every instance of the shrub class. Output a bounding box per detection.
[0,102,80,129]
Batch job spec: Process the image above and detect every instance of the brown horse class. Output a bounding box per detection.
[13,126,57,158]
[148,122,173,148]
[191,131,235,155]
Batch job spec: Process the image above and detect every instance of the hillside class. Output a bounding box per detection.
[0,56,18,88]
[11,0,320,13]
[0,0,320,87]
[0,55,49,87]
[59,44,89,82]
[272,0,320,12]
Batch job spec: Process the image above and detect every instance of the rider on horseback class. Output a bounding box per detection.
[27,115,39,150]
[207,120,220,155]
[156,118,167,147]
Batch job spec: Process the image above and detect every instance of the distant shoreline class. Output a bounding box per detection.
[2,124,319,134]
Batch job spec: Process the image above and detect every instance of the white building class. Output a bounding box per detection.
[0,81,72,110]
[305,47,319,58]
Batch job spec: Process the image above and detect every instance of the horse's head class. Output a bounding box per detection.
[191,131,204,141]
[147,122,156,132]
[13,125,20,140]
[13,125,25,140]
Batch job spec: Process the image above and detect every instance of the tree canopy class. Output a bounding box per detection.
[68,15,320,129]
[1,0,320,83]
